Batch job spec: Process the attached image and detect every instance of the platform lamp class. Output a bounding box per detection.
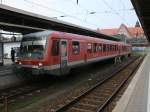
[52,15,66,20]
[84,11,96,22]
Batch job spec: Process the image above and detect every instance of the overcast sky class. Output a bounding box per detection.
[1,0,138,30]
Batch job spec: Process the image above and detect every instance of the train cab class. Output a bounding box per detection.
[15,31,70,76]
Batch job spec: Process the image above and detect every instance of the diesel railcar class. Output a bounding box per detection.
[15,31,131,76]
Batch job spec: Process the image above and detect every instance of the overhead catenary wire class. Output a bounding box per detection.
[51,0,102,27]
[73,0,124,28]
[24,0,134,28]
[120,0,126,19]
[23,0,100,28]
[62,0,105,28]
[6,0,135,29]
[97,0,130,26]
[70,0,133,28]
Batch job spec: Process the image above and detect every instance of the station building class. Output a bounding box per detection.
[97,23,148,51]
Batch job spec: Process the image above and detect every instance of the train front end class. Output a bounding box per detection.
[15,32,49,75]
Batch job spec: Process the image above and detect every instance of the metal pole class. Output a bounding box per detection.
[4,97,8,112]
[2,96,8,112]
[2,42,4,66]
[84,10,89,22]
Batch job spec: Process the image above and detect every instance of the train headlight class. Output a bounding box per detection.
[38,62,43,66]
[19,62,22,65]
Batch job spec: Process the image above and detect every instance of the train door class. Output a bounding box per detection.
[60,39,69,74]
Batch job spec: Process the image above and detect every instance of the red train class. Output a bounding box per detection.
[15,31,131,76]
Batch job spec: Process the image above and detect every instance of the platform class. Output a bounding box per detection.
[0,59,13,75]
[113,53,150,112]
[0,59,22,90]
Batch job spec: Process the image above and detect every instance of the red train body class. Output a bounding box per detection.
[15,31,131,76]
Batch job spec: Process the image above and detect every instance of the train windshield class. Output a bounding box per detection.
[20,36,47,59]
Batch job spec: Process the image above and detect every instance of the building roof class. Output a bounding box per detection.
[97,24,145,38]
[97,28,118,36]
[127,27,144,37]
[131,0,150,42]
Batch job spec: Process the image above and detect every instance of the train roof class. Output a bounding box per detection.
[23,30,130,46]
[23,30,53,37]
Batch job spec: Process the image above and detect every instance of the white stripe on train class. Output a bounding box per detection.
[19,53,128,71]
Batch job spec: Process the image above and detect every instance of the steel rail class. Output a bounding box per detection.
[97,56,144,112]
[54,56,143,112]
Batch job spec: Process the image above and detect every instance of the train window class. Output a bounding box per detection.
[93,43,97,53]
[115,45,117,51]
[110,45,111,51]
[96,44,99,52]
[72,41,80,55]
[87,43,92,53]
[98,44,102,51]
[110,45,113,51]
[112,45,114,51]
[113,45,115,51]
[116,45,118,51]
[107,45,109,51]
[103,44,106,52]
[108,45,111,51]
[102,45,104,52]
[52,40,59,56]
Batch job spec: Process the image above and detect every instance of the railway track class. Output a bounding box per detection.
[0,82,43,102]
[0,70,12,76]
[54,56,144,112]
[0,78,54,112]
[0,56,144,112]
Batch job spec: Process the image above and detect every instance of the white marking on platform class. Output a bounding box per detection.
[113,54,149,112]
[0,70,12,75]
[147,61,150,112]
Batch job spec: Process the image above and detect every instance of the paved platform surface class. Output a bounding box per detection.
[3,58,13,65]
[113,53,150,112]
[0,59,13,71]
[0,59,24,90]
